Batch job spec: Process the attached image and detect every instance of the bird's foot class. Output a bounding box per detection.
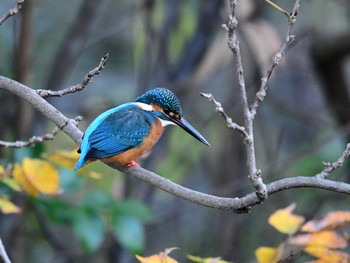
[126,160,141,168]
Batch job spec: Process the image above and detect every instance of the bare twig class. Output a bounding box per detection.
[250,0,301,118]
[0,237,11,263]
[316,143,350,179]
[0,0,24,26]
[200,93,249,139]
[1,76,350,212]
[264,0,290,18]
[0,127,60,148]
[224,0,267,200]
[0,116,82,148]
[37,53,109,98]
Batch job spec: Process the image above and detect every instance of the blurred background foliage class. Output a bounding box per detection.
[0,0,350,262]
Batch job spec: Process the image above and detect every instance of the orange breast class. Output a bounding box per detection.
[102,118,165,166]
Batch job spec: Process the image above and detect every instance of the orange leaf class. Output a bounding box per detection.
[23,158,59,196]
[305,246,350,262]
[255,246,283,263]
[12,163,39,197]
[268,203,305,234]
[136,247,178,263]
[302,211,350,233]
[289,231,347,249]
[0,196,21,214]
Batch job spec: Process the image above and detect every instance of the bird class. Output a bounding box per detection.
[74,88,210,170]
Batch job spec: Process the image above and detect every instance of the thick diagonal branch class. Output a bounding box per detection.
[1,76,350,213]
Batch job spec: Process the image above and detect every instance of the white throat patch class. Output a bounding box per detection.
[158,118,175,127]
[135,102,175,127]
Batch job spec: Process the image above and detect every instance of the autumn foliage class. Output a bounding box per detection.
[256,203,350,262]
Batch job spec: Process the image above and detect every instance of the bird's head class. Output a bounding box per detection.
[135,88,210,146]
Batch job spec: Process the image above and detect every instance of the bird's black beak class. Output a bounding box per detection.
[170,117,210,146]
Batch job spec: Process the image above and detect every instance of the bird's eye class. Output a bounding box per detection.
[163,106,171,114]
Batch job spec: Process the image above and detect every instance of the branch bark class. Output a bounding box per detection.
[0,0,24,26]
[0,126,60,148]
[1,75,349,213]
[37,53,109,98]
[224,0,267,200]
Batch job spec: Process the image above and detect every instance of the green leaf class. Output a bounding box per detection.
[73,209,105,253]
[82,190,114,210]
[112,215,144,254]
[35,198,74,224]
[113,200,154,222]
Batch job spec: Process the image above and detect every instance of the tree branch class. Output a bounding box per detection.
[0,126,60,148]
[200,93,249,140]
[0,0,24,26]
[250,0,301,118]
[224,0,267,200]
[0,76,83,145]
[316,143,350,179]
[37,53,109,98]
[1,75,350,213]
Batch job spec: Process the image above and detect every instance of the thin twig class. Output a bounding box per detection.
[37,53,109,98]
[224,0,267,200]
[0,127,60,148]
[265,0,290,18]
[200,93,249,139]
[0,237,11,263]
[250,0,301,118]
[316,143,350,179]
[0,116,82,148]
[0,0,24,26]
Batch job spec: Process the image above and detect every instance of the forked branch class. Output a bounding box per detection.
[1,76,349,213]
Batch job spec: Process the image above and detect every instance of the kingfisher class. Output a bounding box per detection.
[74,88,210,170]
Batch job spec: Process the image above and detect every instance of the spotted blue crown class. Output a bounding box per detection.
[135,87,183,117]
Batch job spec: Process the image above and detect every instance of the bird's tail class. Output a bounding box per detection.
[74,156,86,170]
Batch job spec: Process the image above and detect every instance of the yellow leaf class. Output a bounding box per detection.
[302,211,350,233]
[305,246,350,262]
[1,178,21,191]
[136,247,178,263]
[255,246,282,263]
[46,149,79,170]
[0,164,4,174]
[12,163,39,197]
[23,158,59,196]
[0,196,21,214]
[47,150,102,179]
[135,254,178,263]
[187,254,232,263]
[268,203,305,234]
[289,231,347,249]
